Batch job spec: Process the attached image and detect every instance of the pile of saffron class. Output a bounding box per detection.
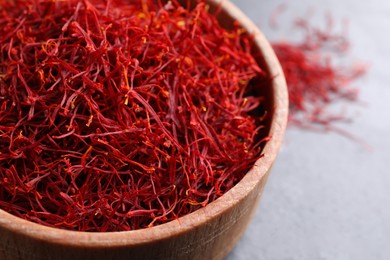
[271,18,366,130]
[0,0,268,231]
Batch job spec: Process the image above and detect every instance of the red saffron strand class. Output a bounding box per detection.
[270,16,367,131]
[0,0,269,231]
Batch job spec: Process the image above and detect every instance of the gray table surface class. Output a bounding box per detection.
[227,0,390,259]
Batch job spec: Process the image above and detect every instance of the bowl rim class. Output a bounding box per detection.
[0,0,288,248]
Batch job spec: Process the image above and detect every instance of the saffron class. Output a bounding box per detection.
[0,0,269,231]
[271,16,366,131]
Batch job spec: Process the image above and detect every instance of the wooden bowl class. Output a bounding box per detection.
[0,0,288,259]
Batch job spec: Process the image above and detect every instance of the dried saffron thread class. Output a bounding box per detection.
[0,0,268,231]
[270,14,366,131]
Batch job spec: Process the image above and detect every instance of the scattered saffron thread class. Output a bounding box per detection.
[0,0,269,231]
[270,10,367,132]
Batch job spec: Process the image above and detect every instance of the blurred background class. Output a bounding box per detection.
[227,0,390,259]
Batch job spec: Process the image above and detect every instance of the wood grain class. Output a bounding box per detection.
[0,0,288,259]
